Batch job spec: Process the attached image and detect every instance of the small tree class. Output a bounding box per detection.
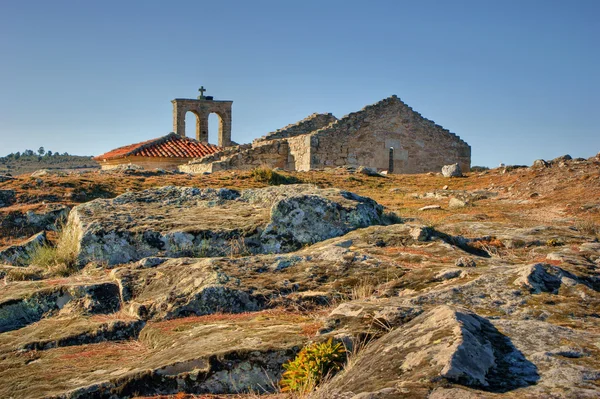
[38,147,45,156]
[14,152,21,160]
[46,150,53,157]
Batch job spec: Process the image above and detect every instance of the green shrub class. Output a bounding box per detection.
[546,238,563,247]
[280,338,346,393]
[250,167,298,185]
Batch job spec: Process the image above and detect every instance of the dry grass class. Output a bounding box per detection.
[349,279,377,301]
[134,394,291,399]
[29,222,79,276]
[2,159,600,249]
[228,237,251,258]
[3,266,45,281]
[576,218,599,237]
[150,309,312,334]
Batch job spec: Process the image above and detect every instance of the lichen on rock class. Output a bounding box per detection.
[65,184,387,266]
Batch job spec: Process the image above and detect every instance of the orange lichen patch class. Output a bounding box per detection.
[470,237,504,250]
[58,341,146,361]
[94,133,221,161]
[531,257,563,266]
[300,322,323,337]
[383,247,434,257]
[44,278,72,286]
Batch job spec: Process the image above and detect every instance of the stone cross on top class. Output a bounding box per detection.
[197,86,207,99]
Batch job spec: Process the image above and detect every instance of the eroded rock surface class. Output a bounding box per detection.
[67,185,386,265]
[312,306,538,398]
[0,231,47,266]
[1,169,599,399]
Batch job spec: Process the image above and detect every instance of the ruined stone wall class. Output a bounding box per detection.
[308,96,471,173]
[285,135,312,171]
[184,144,252,166]
[253,113,337,143]
[179,141,289,174]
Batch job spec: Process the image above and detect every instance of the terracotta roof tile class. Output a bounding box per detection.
[94,133,221,161]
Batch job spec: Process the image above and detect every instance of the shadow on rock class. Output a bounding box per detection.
[311,306,539,398]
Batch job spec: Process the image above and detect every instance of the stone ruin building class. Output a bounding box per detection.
[95,87,471,173]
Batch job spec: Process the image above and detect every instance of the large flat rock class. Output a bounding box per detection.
[66,185,386,265]
[0,310,311,399]
[312,306,539,398]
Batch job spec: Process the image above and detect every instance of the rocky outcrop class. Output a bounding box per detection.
[312,306,538,398]
[0,204,70,235]
[1,310,311,399]
[0,231,47,266]
[0,282,121,333]
[0,189,15,208]
[319,299,423,336]
[442,163,463,177]
[0,288,71,333]
[66,185,386,265]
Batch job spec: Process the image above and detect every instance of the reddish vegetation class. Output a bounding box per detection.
[470,238,505,250]
[531,258,563,266]
[58,341,145,361]
[383,247,434,257]
[300,322,323,337]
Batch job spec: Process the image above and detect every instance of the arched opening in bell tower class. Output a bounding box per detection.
[184,111,200,139]
[208,113,221,146]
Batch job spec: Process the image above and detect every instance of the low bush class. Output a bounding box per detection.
[470,165,490,172]
[280,338,346,394]
[250,167,299,185]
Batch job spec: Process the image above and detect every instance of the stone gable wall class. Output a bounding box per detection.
[308,96,471,173]
[253,113,337,143]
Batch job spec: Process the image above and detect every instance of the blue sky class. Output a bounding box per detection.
[0,0,598,167]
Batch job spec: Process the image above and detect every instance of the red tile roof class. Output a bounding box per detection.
[94,133,221,161]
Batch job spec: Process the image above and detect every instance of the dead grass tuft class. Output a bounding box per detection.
[30,223,79,276]
[350,279,377,301]
[576,218,599,237]
[3,266,45,281]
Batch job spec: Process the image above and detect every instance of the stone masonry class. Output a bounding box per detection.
[252,113,337,143]
[172,87,233,147]
[179,95,471,174]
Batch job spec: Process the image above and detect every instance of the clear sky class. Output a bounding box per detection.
[0,0,598,167]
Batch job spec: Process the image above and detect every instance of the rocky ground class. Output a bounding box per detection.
[0,154,599,399]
